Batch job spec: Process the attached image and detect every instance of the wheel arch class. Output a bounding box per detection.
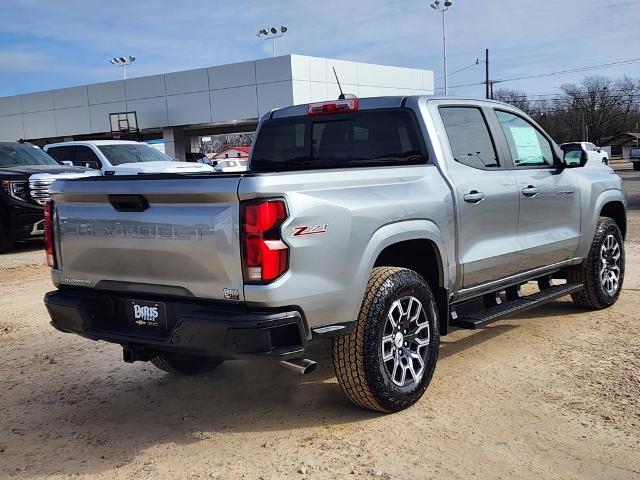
[600,200,626,239]
[356,220,451,335]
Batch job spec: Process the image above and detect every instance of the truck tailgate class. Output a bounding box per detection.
[50,176,244,301]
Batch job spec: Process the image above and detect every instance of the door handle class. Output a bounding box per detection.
[463,190,485,204]
[522,186,539,198]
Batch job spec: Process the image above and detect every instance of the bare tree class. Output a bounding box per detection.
[200,132,255,154]
[556,76,640,144]
[493,88,531,113]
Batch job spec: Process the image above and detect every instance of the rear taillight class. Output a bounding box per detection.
[308,98,359,116]
[241,199,288,283]
[44,200,57,268]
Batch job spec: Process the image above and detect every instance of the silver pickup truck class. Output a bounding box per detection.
[43,96,626,413]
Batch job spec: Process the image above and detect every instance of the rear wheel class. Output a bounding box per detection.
[633,162,640,171]
[150,354,222,375]
[568,217,624,309]
[332,267,440,413]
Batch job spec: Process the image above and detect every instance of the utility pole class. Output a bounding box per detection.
[485,48,490,100]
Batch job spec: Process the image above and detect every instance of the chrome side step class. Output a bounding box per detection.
[451,282,584,330]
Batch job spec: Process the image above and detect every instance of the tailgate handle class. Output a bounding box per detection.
[108,194,149,212]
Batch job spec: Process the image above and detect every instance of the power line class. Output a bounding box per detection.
[445,57,640,90]
[434,61,480,81]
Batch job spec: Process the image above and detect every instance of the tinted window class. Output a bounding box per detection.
[630,147,640,157]
[97,144,173,166]
[75,146,101,169]
[496,110,554,166]
[47,146,76,163]
[439,107,499,169]
[251,109,425,171]
[0,144,60,167]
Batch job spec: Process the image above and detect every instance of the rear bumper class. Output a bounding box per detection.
[44,289,308,359]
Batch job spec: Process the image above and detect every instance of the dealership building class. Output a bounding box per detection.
[0,55,434,160]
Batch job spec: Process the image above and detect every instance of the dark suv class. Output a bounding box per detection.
[0,141,97,252]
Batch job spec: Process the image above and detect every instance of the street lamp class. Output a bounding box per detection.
[109,55,136,79]
[256,26,288,57]
[430,0,453,95]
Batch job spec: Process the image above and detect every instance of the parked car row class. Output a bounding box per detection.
[0,139,228,252]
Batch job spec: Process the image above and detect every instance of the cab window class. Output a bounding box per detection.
[439,107,499,169]
[47,146,76,163]
[74,146,102,169]
[495,110,554,166]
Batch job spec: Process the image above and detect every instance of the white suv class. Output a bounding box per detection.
[44,140,214,175]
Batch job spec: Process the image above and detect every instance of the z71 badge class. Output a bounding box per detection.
[292,224,328,237]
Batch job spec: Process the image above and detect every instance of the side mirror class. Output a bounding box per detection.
[563,149,587,168]
[596,147,601,153]
[59,160,74,166]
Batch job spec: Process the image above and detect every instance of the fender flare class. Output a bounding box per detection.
[575,189,627,258]
[349,219,450,322]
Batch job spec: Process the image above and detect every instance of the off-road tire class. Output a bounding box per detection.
[332,267,440,413]
[633,162,640,171]
[568,217,624,309]
[150,355,222,375]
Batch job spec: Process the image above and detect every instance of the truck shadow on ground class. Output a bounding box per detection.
[0,300,598,478]
[0,240,43,256]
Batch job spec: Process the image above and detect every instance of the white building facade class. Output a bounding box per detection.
[0,55,434,159]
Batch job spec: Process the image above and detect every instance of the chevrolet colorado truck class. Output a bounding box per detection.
[43,96,626,413]
[0,141,99,252]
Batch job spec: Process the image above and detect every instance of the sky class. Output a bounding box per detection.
[0,0,639,99]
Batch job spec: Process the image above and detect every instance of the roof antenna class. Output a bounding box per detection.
[333,67,346,100]
[332,67,356,101]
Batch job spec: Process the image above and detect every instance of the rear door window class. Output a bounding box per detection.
[47,146,76,163]
[74,146,102,169]
[439,107,499,169]
[251,109,425,171]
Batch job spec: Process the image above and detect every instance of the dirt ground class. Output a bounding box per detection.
[1,163,639,480]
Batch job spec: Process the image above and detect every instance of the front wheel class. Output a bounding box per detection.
[150,354,223,375]
[633,162,640,171]
[332,267,440,413]
[568,217,624,309]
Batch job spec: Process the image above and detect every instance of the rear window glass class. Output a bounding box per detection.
[250,109,425,171]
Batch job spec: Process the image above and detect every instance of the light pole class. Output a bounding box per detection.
[430,0,453,95]
[256,26,288,57]
[109,56,136,79]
